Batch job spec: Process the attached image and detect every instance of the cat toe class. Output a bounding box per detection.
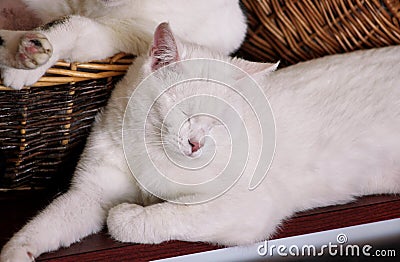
[17,33,53,69]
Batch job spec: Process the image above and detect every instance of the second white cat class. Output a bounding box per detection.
[0,0,247,89]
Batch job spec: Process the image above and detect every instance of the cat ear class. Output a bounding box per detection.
[150,22,180,71]
[231,58,279,79]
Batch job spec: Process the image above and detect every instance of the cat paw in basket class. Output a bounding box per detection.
[0,32,53,89]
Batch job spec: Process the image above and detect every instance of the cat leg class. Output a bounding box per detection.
[0,189,106,262]
[0,15,124,89]
[2,184,128,262]
[0,162,137,262]
[107,194,286,246]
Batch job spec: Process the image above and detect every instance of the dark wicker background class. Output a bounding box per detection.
[0,78,119,190]
[238,0,400,66]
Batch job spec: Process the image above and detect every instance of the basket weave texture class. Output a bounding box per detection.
[0,54,133,190]
[239,0,400,65]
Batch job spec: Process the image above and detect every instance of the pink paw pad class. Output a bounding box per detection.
[17,33,53,69]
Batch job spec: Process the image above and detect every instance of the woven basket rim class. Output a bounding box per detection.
[0,52,134,90]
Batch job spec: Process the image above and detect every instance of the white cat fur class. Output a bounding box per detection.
[0,0,247,89]
[1,23,399,262]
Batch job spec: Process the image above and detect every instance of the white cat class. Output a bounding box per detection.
[0,0,247,89]
[2,22,400,262]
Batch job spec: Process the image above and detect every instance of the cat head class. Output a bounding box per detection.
[133,22,278,158]
[123,23,277,200]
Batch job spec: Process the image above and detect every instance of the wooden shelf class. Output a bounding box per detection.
[1,191,399,261]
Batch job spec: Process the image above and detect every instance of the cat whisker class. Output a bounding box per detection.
[146,124,168,133]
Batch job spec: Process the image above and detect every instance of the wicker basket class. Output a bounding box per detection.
[0,53,133,190]
[238,0,400,65]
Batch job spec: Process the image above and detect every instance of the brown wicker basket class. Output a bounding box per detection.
[238,0,400,65]
[0,53,133,190]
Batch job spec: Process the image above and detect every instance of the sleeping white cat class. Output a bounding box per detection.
[2,22,400,262]
[0,0,247,89]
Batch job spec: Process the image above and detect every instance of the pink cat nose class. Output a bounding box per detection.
[188,139,201,153]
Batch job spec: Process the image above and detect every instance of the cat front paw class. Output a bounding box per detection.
[107,203,145,243]
[107,203,165,244]
[16,33,53,69]
[0,244,35,262]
